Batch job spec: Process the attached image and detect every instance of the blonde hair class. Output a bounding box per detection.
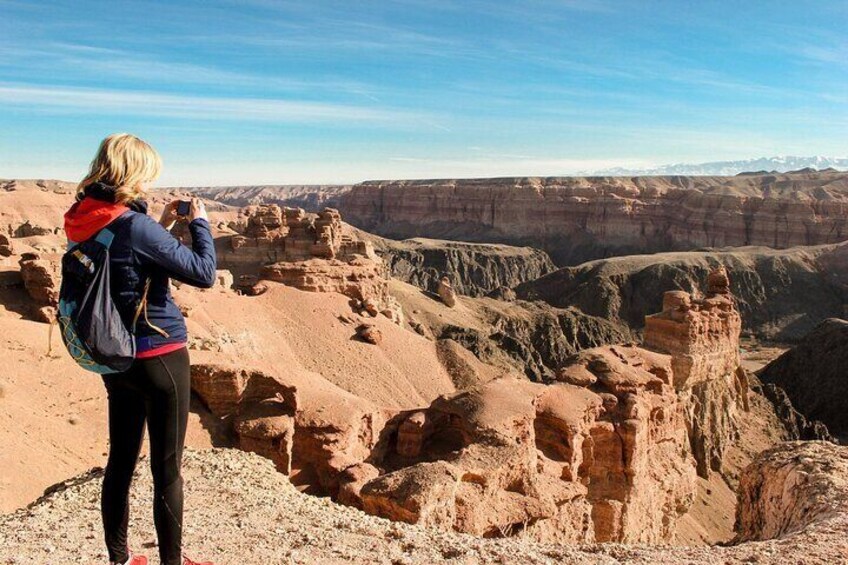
[78,133,163,204]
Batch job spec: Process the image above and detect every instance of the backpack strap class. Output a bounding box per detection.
[94,228,116,248]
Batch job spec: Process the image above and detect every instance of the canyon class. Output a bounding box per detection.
[1,177,847,563]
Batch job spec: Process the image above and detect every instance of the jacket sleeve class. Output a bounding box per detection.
[131,214,218,288]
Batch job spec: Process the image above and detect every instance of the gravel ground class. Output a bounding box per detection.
[1,448,845,565]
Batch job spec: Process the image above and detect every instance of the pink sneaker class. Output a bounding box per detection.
[183,557,213,565]
[111,551,148,565]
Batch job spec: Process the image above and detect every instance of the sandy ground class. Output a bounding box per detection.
[0,282,216,513]
[176,281,456,409]
[0,273,456,511]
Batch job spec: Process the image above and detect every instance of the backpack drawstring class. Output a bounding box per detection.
[132,278,170,338]
[46,309,57,357]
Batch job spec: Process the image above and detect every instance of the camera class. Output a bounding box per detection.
[176,200,191,217]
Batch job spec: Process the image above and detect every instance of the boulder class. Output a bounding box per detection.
[437,277,456,307]
[18,253,60,309]
[14,221,53,238]
[356,324,382,345]
[237,274,268,296]
[213,270,234,290]
[0,234,13,257]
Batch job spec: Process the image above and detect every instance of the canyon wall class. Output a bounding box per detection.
[338,172,848,265]
[759,318,848,437]
[187,184,351,212]
[369,237,555,297]
[516,243,848,342]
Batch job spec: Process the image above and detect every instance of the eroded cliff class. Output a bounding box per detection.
[516,243,848,342]
[339,172,848,265]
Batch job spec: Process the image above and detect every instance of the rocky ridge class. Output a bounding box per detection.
[758,318,848,437]
[516,243,848,342]
[338,171,848,265]
[365,236,555,297]
[186,184,351,211]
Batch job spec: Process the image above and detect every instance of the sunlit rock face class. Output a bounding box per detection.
[644,266,748,478]
[358,355,696,544]
[339,172,848,265]
[217,204,401,320]
[735,441,848,543]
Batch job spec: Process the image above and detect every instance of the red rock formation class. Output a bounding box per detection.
[0,234,13,257]
[735,441,848,542]
[184,267,751,545]
[221,204,399,319]
[644,267,747,477]
[340,172,848,264]
[359,365,695,544]
[190,363,389,495]
[18,252,60,321]
[260,258,387,304]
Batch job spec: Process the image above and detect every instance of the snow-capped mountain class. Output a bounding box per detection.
[590,156,848,176]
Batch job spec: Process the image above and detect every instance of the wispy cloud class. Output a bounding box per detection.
[0,83,435,126]
[0,42,379,98]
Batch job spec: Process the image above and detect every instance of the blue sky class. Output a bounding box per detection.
[1,0,846,185]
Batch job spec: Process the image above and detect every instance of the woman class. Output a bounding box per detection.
[64,133,216,565]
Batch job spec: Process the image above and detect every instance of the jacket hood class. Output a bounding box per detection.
[64,182,147,242]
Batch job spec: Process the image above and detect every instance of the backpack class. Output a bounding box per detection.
[58,217,137,373]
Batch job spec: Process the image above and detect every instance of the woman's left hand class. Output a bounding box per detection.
[159,200,179,229]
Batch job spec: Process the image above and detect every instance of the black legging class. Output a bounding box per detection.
[101,347,190,565]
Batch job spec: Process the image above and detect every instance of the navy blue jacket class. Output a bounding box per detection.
[65,185,217,353]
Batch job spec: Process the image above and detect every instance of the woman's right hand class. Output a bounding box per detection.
[190,197,208,222]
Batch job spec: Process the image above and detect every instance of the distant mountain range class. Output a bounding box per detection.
[589,156,848,176]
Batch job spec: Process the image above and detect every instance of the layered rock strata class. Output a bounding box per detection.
[369,237,555,297]
[187,184,351,211]
[644,267,747,477]
[190,363,388,494]
[339,172,848,265]
[217,205,397,315]
[357,353,695,544]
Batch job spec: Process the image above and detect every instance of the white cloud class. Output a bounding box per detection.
[0,83,433,126]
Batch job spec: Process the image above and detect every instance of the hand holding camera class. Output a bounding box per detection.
[159,197,208,229]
